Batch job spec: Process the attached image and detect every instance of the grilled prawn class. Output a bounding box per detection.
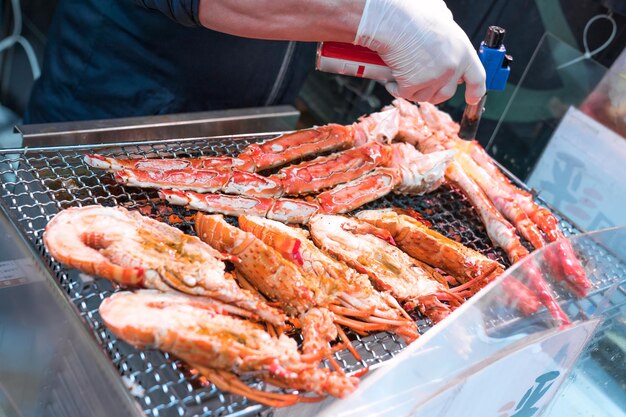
[238,215,419,343]
[194,213,343,357]
[100,290,358,406]
[309,214,467,323]
[43,205,284,324]
[355,208,547,315]
[355,208,504,287]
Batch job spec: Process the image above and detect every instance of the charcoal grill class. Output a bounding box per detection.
[0,131,622,417]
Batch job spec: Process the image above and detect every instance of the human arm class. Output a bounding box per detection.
[136,0,485,105]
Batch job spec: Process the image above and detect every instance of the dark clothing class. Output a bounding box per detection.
[24,0,316,124]
[135,0,202,27]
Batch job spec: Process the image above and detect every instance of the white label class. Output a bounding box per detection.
[0,260,24,281]
[0,258,42,287]
[528,107,626,232]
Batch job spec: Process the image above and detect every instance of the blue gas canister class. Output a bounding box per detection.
[458,26,512,139]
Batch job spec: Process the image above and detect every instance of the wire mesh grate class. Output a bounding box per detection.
[0,133,617,417]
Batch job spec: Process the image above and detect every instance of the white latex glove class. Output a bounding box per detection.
[355,0,486,105]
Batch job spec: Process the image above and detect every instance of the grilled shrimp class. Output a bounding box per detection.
[238,215,419,343]
[43,205,284,324]
[355,208,505,287]
[309,214,467,323]
[100,290,358,406]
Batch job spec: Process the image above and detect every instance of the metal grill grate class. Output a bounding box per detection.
[0,133,616,417]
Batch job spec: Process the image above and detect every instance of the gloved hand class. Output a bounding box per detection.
[355,0,486,105]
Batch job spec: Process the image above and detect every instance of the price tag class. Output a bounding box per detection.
[0,258,42,288]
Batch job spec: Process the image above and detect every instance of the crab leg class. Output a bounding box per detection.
[113,142,394,198]
[238,107,401,171]
[161,189,320,224]
[468,143,590,297]
[315,167,399,214]
[446,163,529,262]
[87,107,400,177]
[160,167,399,224]
[454,148,586,299]
[238,124,356,171]
[84,154,254,172]
[114,145,448,206]
[454,150,547,249]
[447,163,571,323]
[270,141,392,195]
[114,168,283,197]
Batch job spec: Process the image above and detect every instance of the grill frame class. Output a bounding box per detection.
[0,132,617,417]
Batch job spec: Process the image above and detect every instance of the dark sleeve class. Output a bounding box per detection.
[134,0,202,27]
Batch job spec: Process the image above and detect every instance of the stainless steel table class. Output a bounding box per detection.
[0,212,143,417]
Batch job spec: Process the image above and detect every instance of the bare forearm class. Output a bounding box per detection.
[198,0,364,42]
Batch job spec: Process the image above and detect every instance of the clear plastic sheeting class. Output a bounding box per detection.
[306,227,626,417]
[485,33,608,180]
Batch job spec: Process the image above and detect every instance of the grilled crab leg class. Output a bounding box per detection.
[86,124,359,175]
[88,108,450,218]
[238,214,419,343]
[84,154,255,172]
[83,124,356,175]
[114,168,284,197]
[109,143,449,204]
[238,124,355,171]
[100,290,358,406]
[87,108,440,198]
[393,98,589,298]
[43,205,284,325]
[454,148,547,249]
[445,163,569,323]
[111,142,394,198]
[309,214,468,323]
[239,107,400,170]
[270,141,392,195]
[160,167,400,224]
[467,142,590,296]
[161,189,322,224]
